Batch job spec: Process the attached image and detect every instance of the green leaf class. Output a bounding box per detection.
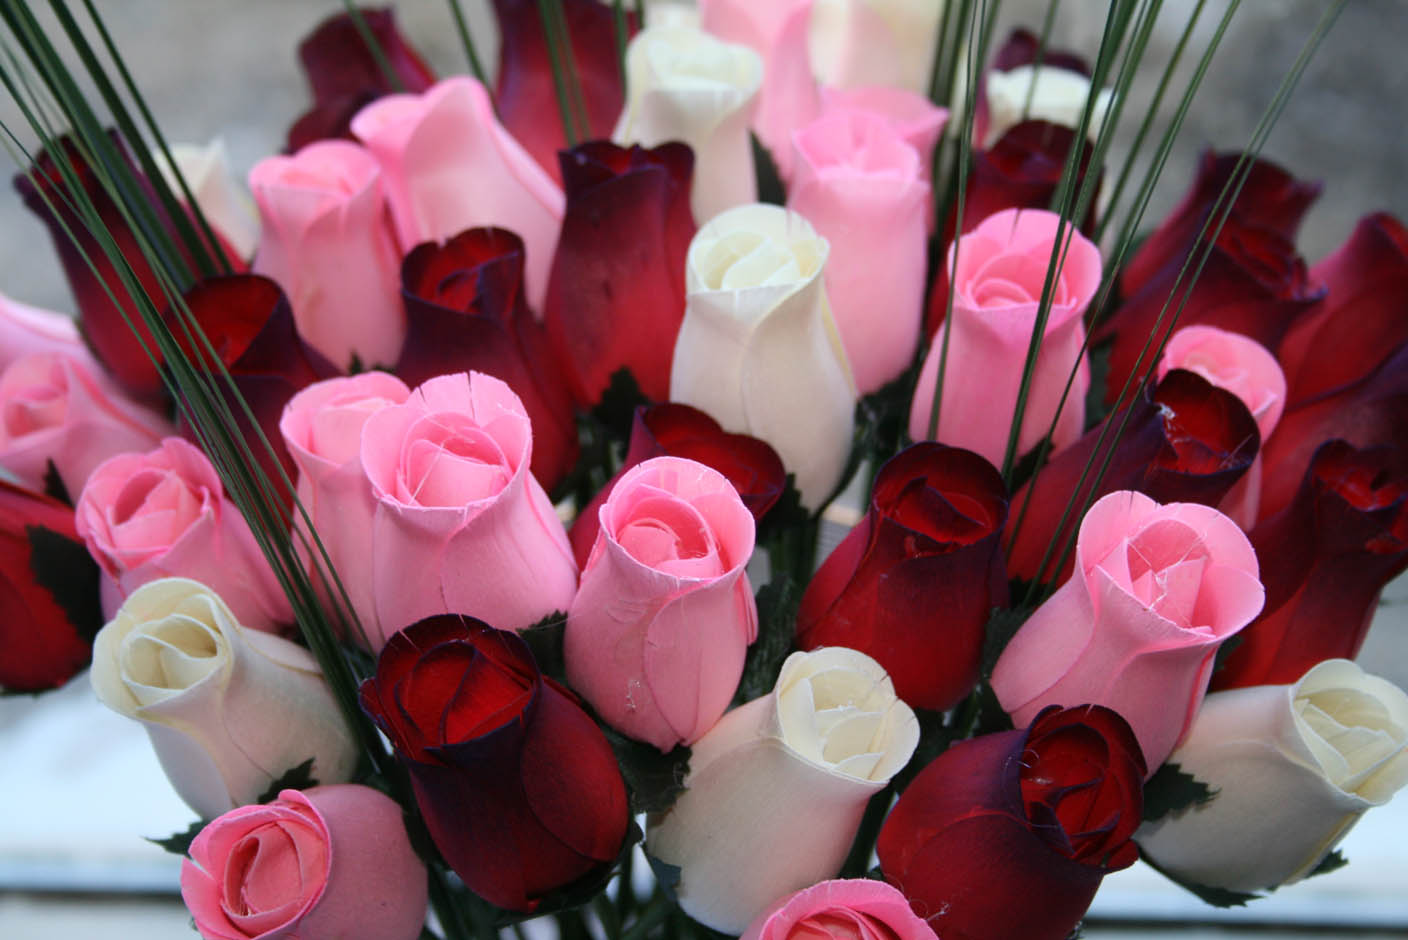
[755,474,808,545]
[1212,632,1244,674]
[750,132,785,206]
[255,758,318,804]
[732,575,799,706]
[145,819,204,856]
[520,611,568,685]
[27,524,103,643]
[1305,848,1348,879]
[1083,341,1114,427]
[980,605,1032,679]
[1141,853,1260,908]
[591,367,649,444]
[41,459,70,506]
[601,725,691,815]
[1142,761,1217,822]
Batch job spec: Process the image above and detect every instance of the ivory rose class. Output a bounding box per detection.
[90,578,357,819]
[565,456,758,750]
[984,64,1114,147]
[670,204,856,510]
[1138,660,1408,892]
[992,491,1265,770]
[155,138,260,262]
[646,648,919,934]
[909,208,1101,467]
[741,879,937,940]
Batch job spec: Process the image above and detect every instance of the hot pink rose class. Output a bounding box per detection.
[279,372,410,648]
[350,76,564,311]
[249,140,404,370]
[909,208,1100,467]
[742,879,937,940]
[181,785,427,940]
[0,292,93,373]
[789,110,929,394]
[359,372,576,639]
[0,352,170,497]
[565,456,757,751]
[992,491,1264,770]
[75,438,292,632]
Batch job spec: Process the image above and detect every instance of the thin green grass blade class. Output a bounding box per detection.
[1022,0,1064,118]
[446,0,491,88]
[613,0,629,93]
[340,1,405,92]
[537,0,580,146]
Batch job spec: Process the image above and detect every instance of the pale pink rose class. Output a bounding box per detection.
[788,110,928,393]
[0,352,170,496]
[279,372,410,648]
[742,879,938,940]
[75,437,293,633]
[991,490,1265,770]
[565,456,757,751]
[753,1,821,182]
[350,76,564,312]
[249,140,404,370]
[358,371,577,640]
[181,785,427,940]
[908,208,1101,467]
[1157,326,1286,527]
[699,0,793,57]
[0,292,93,372]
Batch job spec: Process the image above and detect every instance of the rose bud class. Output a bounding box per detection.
[0,480,101,692]
[91,578,357,818]
[358,372,577,640]
[76,437,293,633]
[0,352,171,498]
[1213,440,1408,691]
[568,402,785,568]
[993,491,1264,770]
[249,140,404,371]
[351,76,564,311]
[909,208,1101,469]
[878,705,1145,940]
[788,111,928,394]
[279,372,410,648]
[699,0,793,58]
[181,784,428,940]
[646,648,919,934]
[798,443,1008,711]
[360,615,629,912]
[751,2,822,183]
[544,141,696,407]
[741,879,938,940]
[818,85,948,184]
[0,292,95,373]
[671,205,856,510]
[983,66,1113,148]
[565,456,758,750]
[614,23,762,222]
[1138,660,1408,893]
[397,228,578,492]
[153,138,261,263]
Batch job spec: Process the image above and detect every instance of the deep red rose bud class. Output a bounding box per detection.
[0,481,101,692]
[990,27,1092,76]
[878,705,1144,940]
[796,443,1009,711]
[1006,368,1259,585]
[359,615,630,912]
[397,227,579,492]
[545,141,696,407]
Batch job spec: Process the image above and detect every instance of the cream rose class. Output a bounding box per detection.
[153,138,260,261]
[985,65,1114,147]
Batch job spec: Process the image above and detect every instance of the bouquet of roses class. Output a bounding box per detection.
[2,2,1406,939]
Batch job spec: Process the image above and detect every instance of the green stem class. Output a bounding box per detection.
[622,893,672,940]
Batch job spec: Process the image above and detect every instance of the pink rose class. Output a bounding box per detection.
[788,110,929,394]
[742,879,937,940]
[75,437,292,632]
[565,456,757,751]
[350,76,564,311]
[279,372,410,649]
[909,208,1100,467]
[752,1,819,182]
[249,140,404,370]
[0,352,170,497]
[359,371,577,638]
[699,0,792,57]
[181,785,427,940]
[0,292,93,373]
[992,491,1264,770]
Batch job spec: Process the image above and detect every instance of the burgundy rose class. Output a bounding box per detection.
[396,227,579,492]
[359,615,630,912]
[568,402,784,567]
[544,141,696,407]
[990,27,1091,75]
[1006,368,1259,585]
[878,705,1145,940]
[796,443,1009,711]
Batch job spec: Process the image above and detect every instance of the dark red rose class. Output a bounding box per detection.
[359,615,630,912]
[1006,368,1259,585]
[493,0,635,183]
[0,481,101,692]
[397,227,579,492]
[990,28,1091,76]
[878,705,1145,940]
[544,141,696,407]
[1213,440,1408,692]
[568,402,784,567]
[796,443,1008,711]
[287,7,435,151]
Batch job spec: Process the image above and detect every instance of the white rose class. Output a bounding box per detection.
[90,578,358,819]
[645,647,919,933]
[613,24,762,222]
[152,138,260,261]
[670,204,856,509]
[809,0,944,94]
[984,65,1114,147]
[1136,659,1408,892]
